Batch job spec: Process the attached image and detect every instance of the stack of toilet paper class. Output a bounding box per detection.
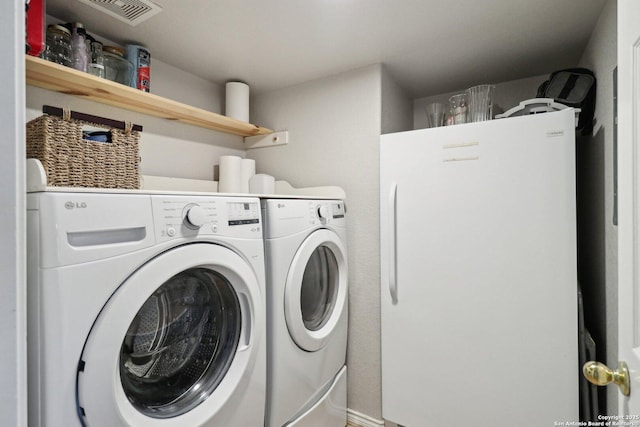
[218,155,275,194]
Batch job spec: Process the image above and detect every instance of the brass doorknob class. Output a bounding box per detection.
[582,361,630,396]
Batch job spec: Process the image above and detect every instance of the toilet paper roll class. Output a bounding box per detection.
[225,81,250,122]
[240,158,255,193]
[218,155,242,193]
[249,174,276,195]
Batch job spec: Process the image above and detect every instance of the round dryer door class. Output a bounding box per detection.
[284,229,348,352]
[76,243,263,426]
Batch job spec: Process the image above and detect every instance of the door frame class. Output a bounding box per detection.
[1,2,27,426]
[617,0,640,414]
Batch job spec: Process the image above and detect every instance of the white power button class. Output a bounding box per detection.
[185,204,207,229]
[167,227,176,237]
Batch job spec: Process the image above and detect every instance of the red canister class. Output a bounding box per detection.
[26,0,45,56]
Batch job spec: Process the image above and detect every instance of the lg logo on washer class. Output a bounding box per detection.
[64,201,87,210]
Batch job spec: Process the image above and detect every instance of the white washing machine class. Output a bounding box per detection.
[27,191,266,426]
[262,199,348,427]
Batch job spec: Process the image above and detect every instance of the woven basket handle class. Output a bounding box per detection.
[42,105,143,132]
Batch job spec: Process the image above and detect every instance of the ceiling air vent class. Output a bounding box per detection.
[76,0,162,26]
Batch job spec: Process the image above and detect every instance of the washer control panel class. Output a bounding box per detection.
[227,201,261,226]
[151,196,261,241]
[183,203,209,229]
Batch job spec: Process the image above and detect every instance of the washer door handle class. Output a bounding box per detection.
[238,292,252,351]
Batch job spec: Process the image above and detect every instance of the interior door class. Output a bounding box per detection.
[617,0,640,414]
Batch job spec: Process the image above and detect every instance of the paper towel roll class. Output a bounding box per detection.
[249,174,275,194]
[240,158,255,193]
[218,155,242,193]
[225,81,250,122]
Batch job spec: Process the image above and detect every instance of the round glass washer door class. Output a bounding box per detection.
[284,229,348,352]
[76,243,262,426]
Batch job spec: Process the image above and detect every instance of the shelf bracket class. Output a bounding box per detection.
[244,130,289,149]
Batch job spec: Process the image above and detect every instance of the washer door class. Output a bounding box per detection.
[77,243,263,426]
[284,229,348,352]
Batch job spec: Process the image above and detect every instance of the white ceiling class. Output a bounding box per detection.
[46,0,608,98]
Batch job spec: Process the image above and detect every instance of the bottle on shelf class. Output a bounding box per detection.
[70,22,88,72]
[87,35,105,78]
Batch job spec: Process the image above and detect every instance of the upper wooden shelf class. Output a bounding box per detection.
[25,55,273,137]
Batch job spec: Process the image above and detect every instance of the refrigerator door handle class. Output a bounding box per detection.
[389,182,398,304]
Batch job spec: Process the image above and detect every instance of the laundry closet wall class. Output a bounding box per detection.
[247,63,412,421]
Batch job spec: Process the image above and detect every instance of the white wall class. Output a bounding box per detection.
[576,0,617,414]
[247,64,385,419]
[382,68,413,134]
[1,2,27,425]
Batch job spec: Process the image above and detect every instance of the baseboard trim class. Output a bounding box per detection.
[346,408,385,427]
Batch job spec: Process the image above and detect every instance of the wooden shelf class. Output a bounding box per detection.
[25,55,273,137]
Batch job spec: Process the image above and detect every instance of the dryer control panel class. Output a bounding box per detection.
[262,199,346,239]
[314,201,345,224]
[152,195,262,242]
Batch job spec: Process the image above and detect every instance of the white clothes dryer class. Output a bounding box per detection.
[261,199,348,427]
[27,191,266,427]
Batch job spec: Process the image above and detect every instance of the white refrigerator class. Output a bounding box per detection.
[380,109,578,426]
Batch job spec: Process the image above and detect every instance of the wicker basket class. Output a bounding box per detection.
[26,106,141,189]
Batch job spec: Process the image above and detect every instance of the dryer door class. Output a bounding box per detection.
[284,229,348,352]
[76,243,263,426]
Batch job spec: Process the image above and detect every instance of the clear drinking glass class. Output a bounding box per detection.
[466,84,495,122]
[448,93,468,124]
[425,102,447,128]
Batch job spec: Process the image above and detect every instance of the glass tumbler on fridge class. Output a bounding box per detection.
[466,84,495,122]
[448,93,468,124]
[425,102,447,128]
